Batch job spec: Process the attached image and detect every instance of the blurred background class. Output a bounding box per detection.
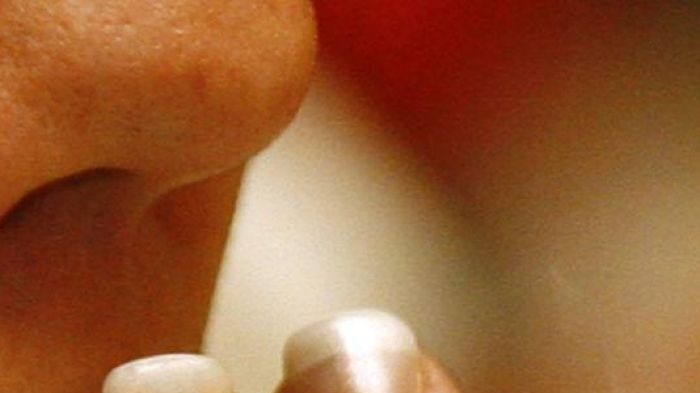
[199,4,700,392]
[200,48,700,393]
[203,67,478,393]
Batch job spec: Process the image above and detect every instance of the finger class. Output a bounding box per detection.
[102,354,232,393]
[276,309,430,393]
[421,355,465,393]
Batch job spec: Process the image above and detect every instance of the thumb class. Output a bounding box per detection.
[276,309,464,393]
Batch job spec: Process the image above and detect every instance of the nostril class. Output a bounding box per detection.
[0,168,146,236]
[1,0,316,204]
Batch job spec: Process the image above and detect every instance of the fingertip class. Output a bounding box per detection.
[283,309,419,378]
[277,309,422,393]
[102,354,233,393]
[420,355,465,393]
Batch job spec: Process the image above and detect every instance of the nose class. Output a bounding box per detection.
[0,0,316,218]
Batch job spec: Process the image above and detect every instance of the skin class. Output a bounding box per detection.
[0,1,314,392]
[7,0,696,392]
[0,2,463,392]
[275,353,463,393]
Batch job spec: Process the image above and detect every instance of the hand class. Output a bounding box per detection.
[103,311,465,393]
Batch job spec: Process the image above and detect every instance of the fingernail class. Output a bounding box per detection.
[102,354,233,393]
[280,309,421,393]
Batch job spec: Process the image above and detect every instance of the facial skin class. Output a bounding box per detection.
[0,1,315,392]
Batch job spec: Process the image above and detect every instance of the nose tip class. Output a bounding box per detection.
[0,0,316,217]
